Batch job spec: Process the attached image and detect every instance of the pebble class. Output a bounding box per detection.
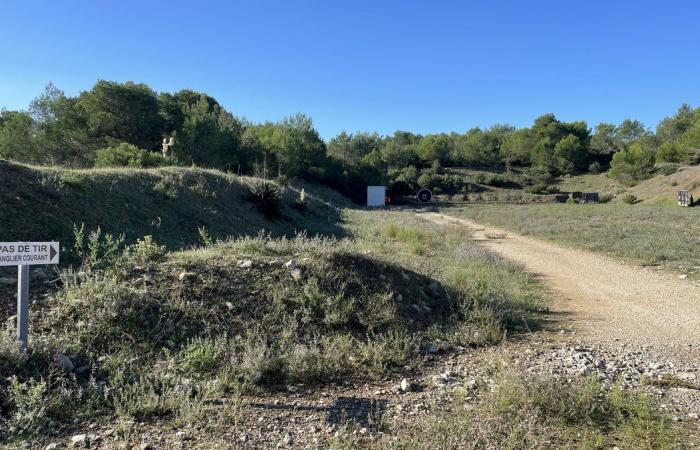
[71,434,86,446]
[178,271,196,282]
[237,259,253,269]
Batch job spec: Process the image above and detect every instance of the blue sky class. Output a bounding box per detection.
[1,0,699,139]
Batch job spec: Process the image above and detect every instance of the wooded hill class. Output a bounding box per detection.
[2,80,699,201]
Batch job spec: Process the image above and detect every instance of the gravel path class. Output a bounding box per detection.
[419,212,700,364]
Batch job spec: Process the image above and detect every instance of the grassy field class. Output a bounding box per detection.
[441,203,700,275]
[553,172,625,195]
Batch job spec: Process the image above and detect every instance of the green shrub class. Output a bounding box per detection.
[609,143,655,184]
[599,193,613,203]
[657,164,679,176]
[72,223,125,270]
[524,182,548,194]
[622,194,638,204]
[181,338,224,375]
[125,235,167,264]
[545,184,560,194]
[248,180,283,218]
[95,143,168,168]
[655,143,686,164]
[589,161,602,173]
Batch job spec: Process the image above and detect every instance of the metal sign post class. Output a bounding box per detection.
[0,242,60,352]
[17,265,29,352]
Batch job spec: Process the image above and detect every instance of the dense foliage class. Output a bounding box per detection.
[1,80,699,199]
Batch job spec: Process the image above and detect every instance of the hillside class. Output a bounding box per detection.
[0,160,350,254]
[627,165,700,204]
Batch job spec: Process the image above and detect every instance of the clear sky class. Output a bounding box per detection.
[2,0,699,139]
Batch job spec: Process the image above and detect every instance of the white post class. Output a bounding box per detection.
[17,265,29,352]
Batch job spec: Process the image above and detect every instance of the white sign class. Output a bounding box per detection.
[367,186,386,207]
[0,242,60,267]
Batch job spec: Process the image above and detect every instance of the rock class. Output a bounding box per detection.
[174,378,195,397]
[437,341,451,352]
[427,282,441,297]
[395,293,403,302]
[426,342,449,354]
[400,378,411,392]
[55,354,75,372]
[466,379,477,390]
[433,372,457,387]
[285,258,297,269]
[178,271,196,282]
[649,362,665,371]
[237,260,253,269]
[287,385,299,393]
[45,445,60,450]
[679,274,688,279]
[290,268,302,280]
[140,444,153,450]
[225,301,234,310]
[71,434,86,446]
[282,433,293,446]
[175,431,187,439]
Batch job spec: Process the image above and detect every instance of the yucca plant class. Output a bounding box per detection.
[248,180,283,218]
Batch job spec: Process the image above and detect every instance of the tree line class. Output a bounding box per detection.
[1,80,699,200]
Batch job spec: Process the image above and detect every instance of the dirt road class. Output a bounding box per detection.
[419,212,700,363]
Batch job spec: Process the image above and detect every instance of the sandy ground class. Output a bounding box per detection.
[419,212,700,364]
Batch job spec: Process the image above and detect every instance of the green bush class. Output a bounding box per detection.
[95,142,168,168]
[524,182,548,194]
[599,193,613,203]
[655,143,686,164]
[608,143,655,184]
[248,180,283,218]
[657,164,679,176]
[545,184,560,194]
[622,194,638,204]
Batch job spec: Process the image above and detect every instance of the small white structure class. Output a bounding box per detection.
[367,186,386,207]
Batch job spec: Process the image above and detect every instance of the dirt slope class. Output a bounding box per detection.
[419,212,700,363]
[628,165,700,203]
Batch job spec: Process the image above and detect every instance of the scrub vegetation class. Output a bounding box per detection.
[442,203,700,274]
[0,164,686,447]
